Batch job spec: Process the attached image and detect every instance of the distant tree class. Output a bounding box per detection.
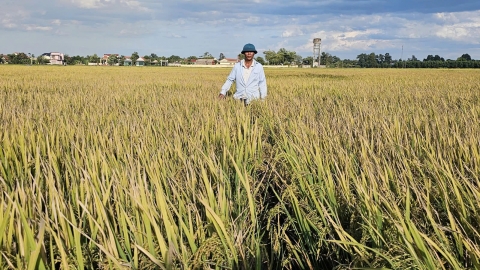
[376,54,385,64]
[287,51,297,64]
[219,53,225,60]
[263,49,296,65]
[457,53,472,61]
[89,54,100,64]
[376,53,391,67]
[142,55,151,66]
[202,52,213,59]
[263,50,277,65]
[423,55,442,62]
[150,53,158,59]
[424,55,434,61]
[7,53,30,64]
[238,53,245,60]
[356,53,368,67]
[434,55,444,61]
[37,55,49,65]
[367,53,378,67]
[409,55,418,61]
[303,56,313,66]
[118,55,126,66]
[186,56,197,64]
[394,59,406,68]
[320,52,329,65]
[20,53,30,64]
[462,53,472,61]
[277,48,295,64]
[107,54,117,65]
[295,55,303,65]
[70,55,86,65]
[167,55,182,63]
[321,52,339,66]
[342,59,358,68]
[13,53,21,64]
[64,54,73,65]
[131,52,139,65]
[329,56,344,67]
[255,56,265,65]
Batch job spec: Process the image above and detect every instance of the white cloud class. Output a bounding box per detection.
[121,0,151,12]
[246,16,260,24]
[167,33,186,38]
[25,25,52,31]
[281,26,304,38]
[435,24,480,43]
[70,0,103,9]
[67,0,150,11]
[2,22,18,29]
[298,29,392,52]
[434,12,461,23]
[1,10,29,30]
[387,11,480,43]
[266,39,290,52]
[396,21,435,38]
[118,23,153,36]
[291,10,480,56]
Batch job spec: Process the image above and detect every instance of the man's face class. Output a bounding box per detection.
[244,51,255,61]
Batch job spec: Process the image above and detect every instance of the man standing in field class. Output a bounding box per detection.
[218,43,267,105]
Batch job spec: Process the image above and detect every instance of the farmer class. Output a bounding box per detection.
[218,43,267,106]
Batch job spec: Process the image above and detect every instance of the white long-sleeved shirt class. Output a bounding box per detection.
[220,59,267,104]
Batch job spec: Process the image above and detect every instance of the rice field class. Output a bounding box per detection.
[0,65,479,269]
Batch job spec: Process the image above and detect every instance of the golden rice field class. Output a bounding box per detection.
[0,65,479,270]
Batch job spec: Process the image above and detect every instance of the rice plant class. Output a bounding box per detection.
[0,66,479,269]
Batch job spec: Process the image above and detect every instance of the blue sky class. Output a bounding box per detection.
[1,0,480,60]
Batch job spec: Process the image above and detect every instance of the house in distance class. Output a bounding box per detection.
[40,52,65,65]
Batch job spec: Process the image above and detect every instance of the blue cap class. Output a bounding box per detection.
[241,43,257,54]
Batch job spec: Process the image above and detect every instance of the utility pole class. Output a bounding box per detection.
[401,45,404,68]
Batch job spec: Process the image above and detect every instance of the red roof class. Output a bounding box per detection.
[103,54,119,59]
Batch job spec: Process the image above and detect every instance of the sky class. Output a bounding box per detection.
[1,0,480,61]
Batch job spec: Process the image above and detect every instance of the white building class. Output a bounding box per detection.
[219,58,238,65]
[41,52,65,65]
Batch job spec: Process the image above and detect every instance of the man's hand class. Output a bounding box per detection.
[218,94,226,99]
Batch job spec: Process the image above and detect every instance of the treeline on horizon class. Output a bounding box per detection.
[1,50,479,68]
[338,52,480,68]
